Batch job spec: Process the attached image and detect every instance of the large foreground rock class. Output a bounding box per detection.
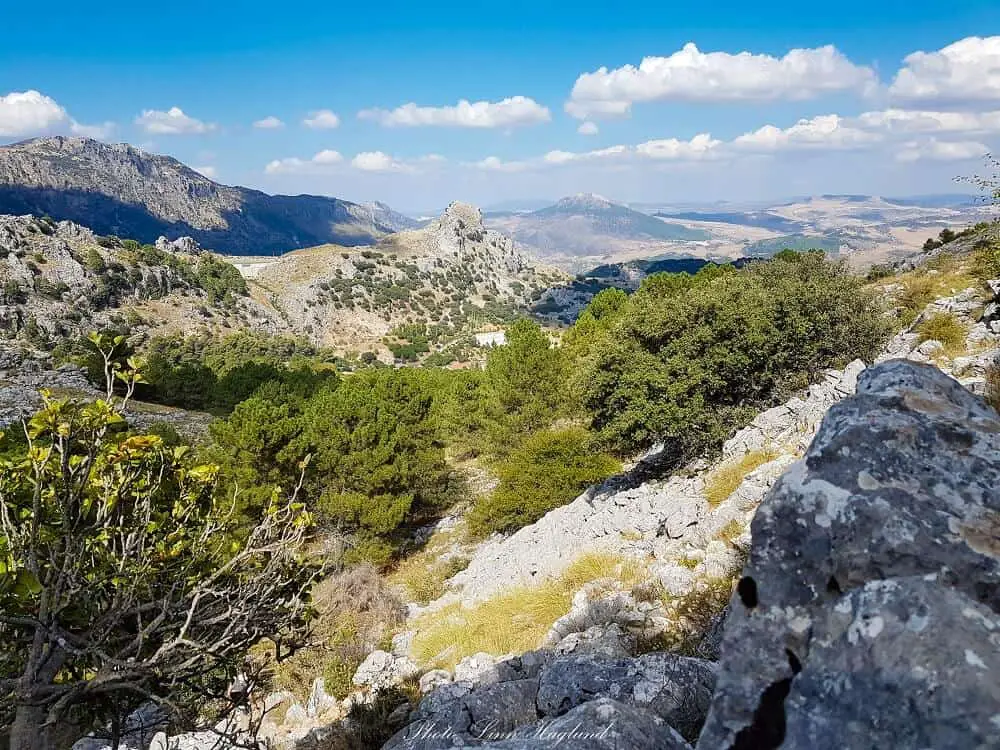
[384,651,714,749]
[698,360,1000,749]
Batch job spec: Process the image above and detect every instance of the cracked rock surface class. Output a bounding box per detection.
[697,360,1000,749]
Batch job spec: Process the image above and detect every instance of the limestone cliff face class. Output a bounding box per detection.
[0,137,415,254]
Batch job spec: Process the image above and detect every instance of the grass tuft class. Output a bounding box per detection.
[390,551,470,605]
[916,312,969,358]
[704,448,779,508]
[641,576,735,657]
[716,519,746,545]
[880,254,979,328]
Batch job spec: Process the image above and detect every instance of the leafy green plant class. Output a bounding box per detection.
[580,253,889,460]
[0,334,319,750]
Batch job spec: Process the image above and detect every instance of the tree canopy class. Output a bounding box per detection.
[577,253,889,459]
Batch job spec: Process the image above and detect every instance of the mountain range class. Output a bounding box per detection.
[0,137,984,272]
[0,137,416,255]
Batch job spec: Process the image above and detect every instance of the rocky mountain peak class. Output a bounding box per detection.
[441,201,485,230]
[556,192,617,210]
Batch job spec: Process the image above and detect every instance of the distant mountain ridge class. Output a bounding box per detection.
[530,193,709,242]
[0,137,416,255]
[485,193,711,271]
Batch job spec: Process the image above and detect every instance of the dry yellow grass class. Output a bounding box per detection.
[410,551,649,669]
[268,565,405,699]
[916,312,969,358]
[387,524,472,605]
[875,253,979,328]
[654,577,735,656]
[716,519,746,545]
[390,553,470,605]
[560,551,648,592]
[704,448,780,508]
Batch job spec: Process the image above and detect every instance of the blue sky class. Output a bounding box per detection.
[2,0,1000,212]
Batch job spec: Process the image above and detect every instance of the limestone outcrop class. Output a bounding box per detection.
[698,360,1000,748]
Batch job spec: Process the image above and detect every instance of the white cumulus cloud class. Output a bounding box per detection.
[0,90,113,139]
[69,121,116,139]
[895,138,989,162]
[542,145,628,165]
[471,135,718,172]
[264,149,344,174]
[313,149,344,164]
[856,108,1000,135]
[135,107,214,135]
[253,116,285,129]
[577,121,599,136]
[351,151,408,172]
[193,165,218,179]
[635,133,721,160]
[303,110,341,129]
[472,156,532,172]
[566,43,876,119]
[890,36,1000,108]
[358,96,551,129]
[733,114,879,152]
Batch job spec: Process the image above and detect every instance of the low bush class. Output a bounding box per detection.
[972,241,1000,283]
[467,427,620,537]
[270,565,405,700]
[580,252,889,460]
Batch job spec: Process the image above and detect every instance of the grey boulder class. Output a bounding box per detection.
[536,653,716,743]
[468,698,691,749]
[698,360,1000,749]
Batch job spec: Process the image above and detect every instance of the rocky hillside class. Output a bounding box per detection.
[0,204,572,363]
[243,202,569,354]
[82,233,999,750]
[0,342,213,439]
[100,353,999,749]
[0,137,414,254]
[0,214,282,347]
